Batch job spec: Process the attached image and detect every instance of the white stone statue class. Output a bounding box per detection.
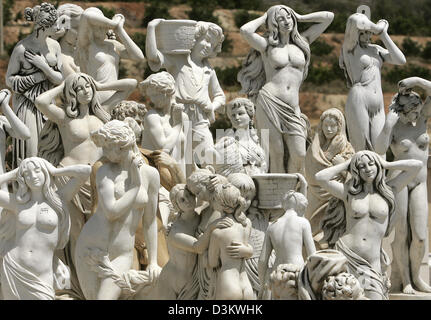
[208,183,254,300]
[316,150,422,299]
[297,250,366,300]
[258,176,316,299]
[375,78,431,294]
[305,108,354,248]
[214,98,267,177]
[111,100,148,147]
[339,6,406,151]
[185,168,229,299]
[77,7,145,107]
[6,2,63,168]
[140,71,187,176]
[238,5,334,174]
[53,3,84,77]
[146,19,226,169]
[34,72,136,299]
[0,157,90,300]
[227,173,269,299]
[75,120,161,300]
[143,184,233,300]
[0,89,31,175]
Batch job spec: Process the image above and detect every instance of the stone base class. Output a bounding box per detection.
[390,292,431,300]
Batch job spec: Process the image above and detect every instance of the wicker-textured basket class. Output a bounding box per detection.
[156,20,197,54]
[252,174,299,209]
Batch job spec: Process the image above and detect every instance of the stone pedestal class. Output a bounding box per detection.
[252,174,298,209]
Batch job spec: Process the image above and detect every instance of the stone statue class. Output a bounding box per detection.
[316,150,422,299]
[0,157,90,300]
[140,71,187,177]
[34,72,136,299]
[53,4,84,77]
[258,177,316,299]
[208,183,254,300]
[185,168,229,299]
[77,7,145,107]
[75,120,161,300]
[298,250,366,300]
[143,184,233,300]
[0,89,31,175]
[6,2,63,168]
[339,6,406,151]
[227,173,268,299]
[305,108,354,248]
[111,101,147,147]
[146,19,226,169]
[214,98,267,177]
[238,5,334,174]
[375,78,431,294]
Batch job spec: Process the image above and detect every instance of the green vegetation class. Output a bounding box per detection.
[142,1,172,27]
[234,10,261,29]
[214,66,241,91]
[310,40,334,57]
[402,37,422,57]
[96,5,115,19]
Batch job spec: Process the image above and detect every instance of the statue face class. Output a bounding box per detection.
[23,162,46,190]
[178,188,197,212]
[148,90,172,109]
[357,155,377,183]
[103,144,122,163]
[322,116,339,140]
[358,30,371,45]
[399,106,422,126]
[75,77,93,105]
[192,34,214,59]
[276,9,294,33]
[229,105,250,130]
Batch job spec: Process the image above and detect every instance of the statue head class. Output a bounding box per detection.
[91,120,137,163]
[390,91,423,126]
[227,173,256,211]
[225,98,255,130]
[170,184,197,213]
[281,190,308,216]
[140,72,176,109]
[213,183,247,226]
[54,4,83,43]
[62,73,110,123]
[25,3,58,36]
[191,22,224,59]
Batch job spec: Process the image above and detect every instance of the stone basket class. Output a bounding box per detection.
[252,174,299,209]
[156,20,197,54]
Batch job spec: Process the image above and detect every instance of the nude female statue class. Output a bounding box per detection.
[375,78,431,294]
[75,120,160,300]
[78,7,145,106]
[208,183,254,300]
[6,2,63,168]
[238,5,334,173]
[315,151,422,299]
[0,157,90,300]
[147,184,232,300]
[340,7,406,151]
[35,72,136,299]
[146,19,226,169]
[53,3,84,77]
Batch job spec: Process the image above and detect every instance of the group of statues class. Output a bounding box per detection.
[0,1,429,300]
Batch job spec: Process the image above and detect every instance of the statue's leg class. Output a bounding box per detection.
[284,134,306,174]
[369,107,385,151]
[409,182,431,292]
[345,91,368,151]
[255,104,284,173]
[391,187,413,293]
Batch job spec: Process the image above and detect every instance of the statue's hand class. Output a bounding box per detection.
[147,263,161,283]
[148,18,165,28]
[398,77,420,93]
[226,241,253,259]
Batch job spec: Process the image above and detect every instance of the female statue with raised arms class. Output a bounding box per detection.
[0,157,90,300]
[238,5,333,173]
[315,151,422,299]
[340,6,406,151]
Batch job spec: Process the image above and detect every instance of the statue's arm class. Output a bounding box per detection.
[239,13,268,52]
[298,11,334,44]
